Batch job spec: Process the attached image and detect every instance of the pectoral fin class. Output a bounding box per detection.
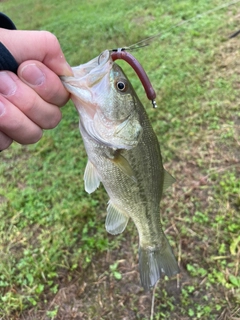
[111,154,137,182]
[163,169,176,192]
[106,202,129,235]
[84,160,101,194]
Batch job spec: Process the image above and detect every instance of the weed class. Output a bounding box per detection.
[109,262,122,280]
[0,0,240,319]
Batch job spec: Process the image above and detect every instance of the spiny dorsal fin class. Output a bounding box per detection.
[105,202,129,235]
[84,160,101,194]
[163,169,176,192]
[111,154,137,182]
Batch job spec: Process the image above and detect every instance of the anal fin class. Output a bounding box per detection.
[84,160,101,194]
[106,202,129,235]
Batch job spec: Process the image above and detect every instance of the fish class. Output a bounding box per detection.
[61,50,180,290]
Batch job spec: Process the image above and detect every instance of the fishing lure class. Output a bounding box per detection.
[108,1,240,110]
[111,48,157,108]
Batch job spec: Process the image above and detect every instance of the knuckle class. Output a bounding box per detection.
[40,31,60,55]
[1,117,42,145]
[6,117,22,132]
[39,73,67,106]
[23,93,38,114]
[42,84,68,108]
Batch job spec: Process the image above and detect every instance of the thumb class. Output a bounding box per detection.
[0,29,73,76]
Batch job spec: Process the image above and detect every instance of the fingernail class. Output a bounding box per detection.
[0,72,17,96]
[21,63,45,86]
[0,101,6,117]
[61,63,74,77]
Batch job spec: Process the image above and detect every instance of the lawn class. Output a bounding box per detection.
[0,0,239,319]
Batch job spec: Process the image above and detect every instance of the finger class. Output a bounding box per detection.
[0,131,13,150]
[0,29,73,76]
[18,60,70,107]
[0,71,62,129]
[0,97,43,144]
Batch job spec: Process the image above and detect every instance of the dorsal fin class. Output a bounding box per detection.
[163,169,175,192]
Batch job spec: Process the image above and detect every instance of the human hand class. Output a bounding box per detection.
[0,29,73,151]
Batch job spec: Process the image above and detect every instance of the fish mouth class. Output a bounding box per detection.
[61,50,112,91]
[61,50,113,119]
[61,51,142,150]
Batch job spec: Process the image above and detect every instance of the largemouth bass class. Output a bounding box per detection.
[61,50,179,290]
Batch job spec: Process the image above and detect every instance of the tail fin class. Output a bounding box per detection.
[139,237,180,291]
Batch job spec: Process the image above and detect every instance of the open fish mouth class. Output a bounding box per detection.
[61,50,114,122]
[60,50,114,129]
[61,50,112,90]
[61,50,146,150]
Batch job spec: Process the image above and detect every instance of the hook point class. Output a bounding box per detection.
[152,100,157,108]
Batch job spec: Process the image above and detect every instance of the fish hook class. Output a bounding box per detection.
[111,48,157,108]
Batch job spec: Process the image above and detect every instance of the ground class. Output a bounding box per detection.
[21,38,240,320]
[0,1,239,319]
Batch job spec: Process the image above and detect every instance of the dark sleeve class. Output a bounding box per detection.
[0,12,17,29]
[0,12,19,73]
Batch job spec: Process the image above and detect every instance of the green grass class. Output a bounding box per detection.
[0,0,240,319]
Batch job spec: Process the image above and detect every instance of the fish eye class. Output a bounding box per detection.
[115,79,128,92]
[117,82,125,90]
